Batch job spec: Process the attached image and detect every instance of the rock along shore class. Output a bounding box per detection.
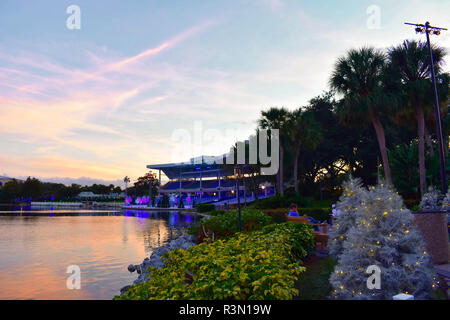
[120,234,197,295]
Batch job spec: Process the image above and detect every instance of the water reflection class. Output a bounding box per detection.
[0,209,196,300]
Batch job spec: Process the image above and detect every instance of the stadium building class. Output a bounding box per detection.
[146,155,275,208]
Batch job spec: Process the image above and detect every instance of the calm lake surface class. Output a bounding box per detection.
[0,206,196,300]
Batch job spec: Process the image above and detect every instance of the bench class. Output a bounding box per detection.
[286,215,329,250]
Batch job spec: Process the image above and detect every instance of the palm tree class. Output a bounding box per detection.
[330,47,393,184]
[258,107,290,196]
[388,40,446,195]
[123,176,130,196]
[289,109,322,193]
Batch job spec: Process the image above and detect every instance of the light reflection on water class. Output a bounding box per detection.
[0,208,196,300]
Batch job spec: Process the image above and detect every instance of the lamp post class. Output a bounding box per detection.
[405,21,448,193]
[405,21,450,264]
[234,165,243,232]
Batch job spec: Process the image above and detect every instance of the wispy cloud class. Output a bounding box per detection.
[0,19,217,182]
[1,0,449,185]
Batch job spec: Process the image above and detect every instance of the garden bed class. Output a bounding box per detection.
[115,222,314,300]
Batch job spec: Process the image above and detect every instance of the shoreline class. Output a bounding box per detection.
[120,233,197,296]
[122,205,197,212]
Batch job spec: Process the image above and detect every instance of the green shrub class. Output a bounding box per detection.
[191,208,273,239]
[298,208,330,222]
[196,203,215,213]
[404,199,419,209]
[262,208,330,223]
[263,209,288,223]
[206,209,225,216]
[115,222,314,300]
[253,194,312,209]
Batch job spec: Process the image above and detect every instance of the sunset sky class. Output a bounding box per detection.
[1,0,449,186]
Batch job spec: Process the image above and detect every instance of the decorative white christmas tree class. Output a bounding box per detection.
[330,182,435,299]
[419,186,442,211]
[441,188,450,227]
[440,187,450,210]
[328,176,365,258]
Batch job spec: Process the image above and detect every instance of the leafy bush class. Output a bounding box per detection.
[263,208,330,223]
[298,208,330,222]
[253,193,312,209]
[115,222,314,300]
[189,208,273,239]
[263,209,288,223]
[206,209,225,216]
[388,141,450,200]
[404,199,419,209]
[258,223,315,259]
[196,203,215,213]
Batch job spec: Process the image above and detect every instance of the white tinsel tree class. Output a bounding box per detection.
[419,186,442,211]
[441,188,450,227]
[330,182,435,300]
[328,176,365,258]
[441,188,450,210]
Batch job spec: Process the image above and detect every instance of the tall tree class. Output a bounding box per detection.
[134,172,159,200]
[22,177,42,200]
[258,107,290,196]
[289,109,322,192]
[388,40,447,195]
[123,176,130,196]
[1,179,21,201]
[330,47,393,184]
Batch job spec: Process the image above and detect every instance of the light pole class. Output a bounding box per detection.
[405,21,448,193]
[234,165,243,232]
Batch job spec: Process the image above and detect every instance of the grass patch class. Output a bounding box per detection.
[294,256,336,300]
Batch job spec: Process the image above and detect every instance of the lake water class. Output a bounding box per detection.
[0,206,196,300]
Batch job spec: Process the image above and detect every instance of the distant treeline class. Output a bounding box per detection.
[0,177,123,203]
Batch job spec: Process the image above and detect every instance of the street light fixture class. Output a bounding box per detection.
[234,165,243,232]
[405,21,448,193]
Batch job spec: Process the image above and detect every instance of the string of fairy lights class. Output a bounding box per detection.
[331,183,437,298]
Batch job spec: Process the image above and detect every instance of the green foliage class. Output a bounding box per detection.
[205,210,225,216]
[388,141,448,199]
[294,257,337,300]
[196,204,215,213]
[0,176,125,203]
[258,223,315,259]
[262,209,288,223]
[159,194,170,208]
[388,141,418,197]
[132,172,159,200]
[309,198,333,208]
[191,208,273,238]
[263,208,330,223]
[0,179,21,201]
[403,199,419,209]
[253,193,312,209]
[298,208,330,222]
[116,222,314,300]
